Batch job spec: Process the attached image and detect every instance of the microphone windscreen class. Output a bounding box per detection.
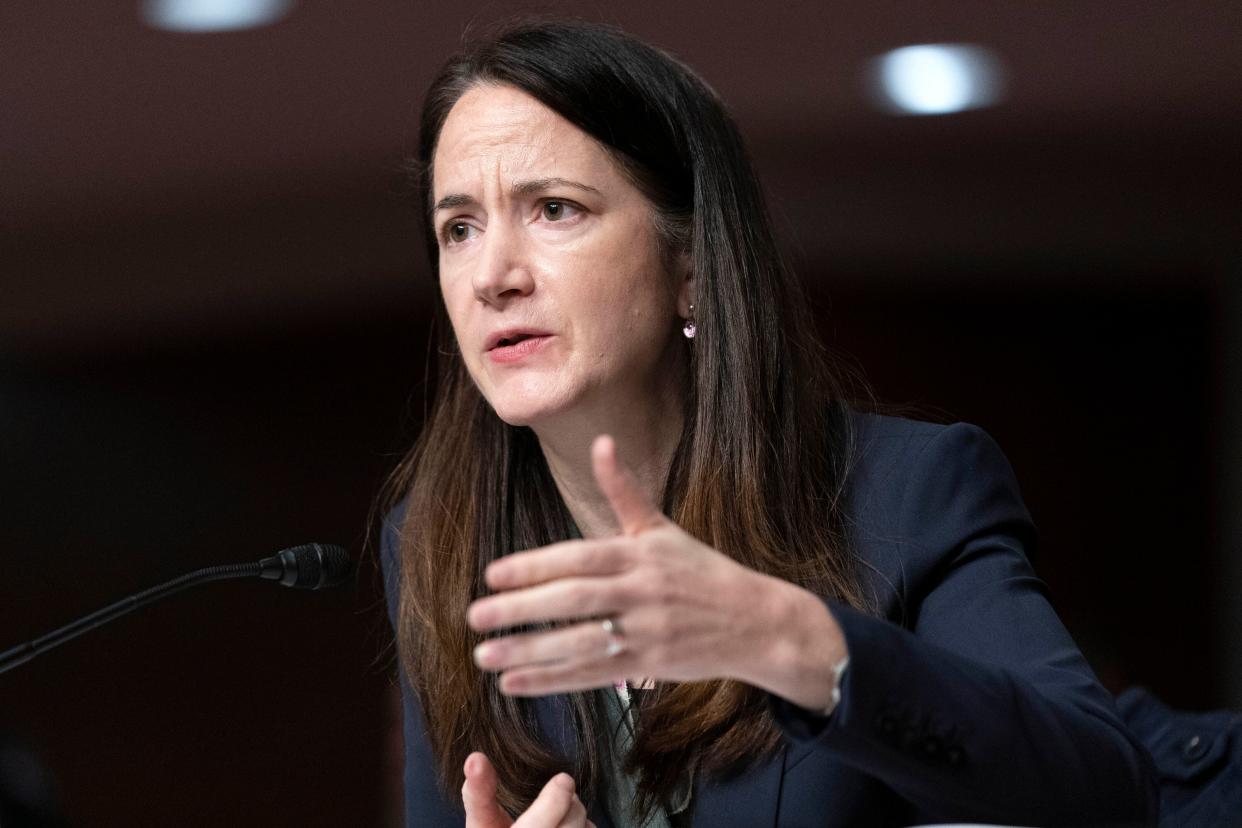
[279,543,353,589]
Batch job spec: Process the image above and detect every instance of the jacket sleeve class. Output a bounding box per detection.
[380,507,467,827]
[769,422,1159,826]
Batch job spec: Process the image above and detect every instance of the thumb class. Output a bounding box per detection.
[591,435,666,536]
[462,752,513,828]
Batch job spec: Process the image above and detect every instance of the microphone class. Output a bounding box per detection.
[0,543,351,676]
[259,543,353,589]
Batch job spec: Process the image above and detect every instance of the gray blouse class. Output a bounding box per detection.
[602,683,693,828]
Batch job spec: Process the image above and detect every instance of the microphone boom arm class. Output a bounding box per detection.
[0,562,261,676]
[0,543,350,676]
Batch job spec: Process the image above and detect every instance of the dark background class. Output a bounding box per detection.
[2,2,1240,825]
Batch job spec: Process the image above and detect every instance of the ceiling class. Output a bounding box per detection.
[3,1,1241,356]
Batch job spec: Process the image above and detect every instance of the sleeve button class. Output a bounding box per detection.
[1182,735,1208,762]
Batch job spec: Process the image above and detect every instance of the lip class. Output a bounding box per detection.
[487,334,553,364]
[484,327,555,352]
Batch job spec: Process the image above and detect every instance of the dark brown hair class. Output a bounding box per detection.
[383,18,868,822]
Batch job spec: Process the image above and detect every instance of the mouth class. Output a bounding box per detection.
[485,329,554,364]
[486,329,552,351]
[495,333,534,348]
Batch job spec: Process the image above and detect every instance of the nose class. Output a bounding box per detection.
[472,221,535,307]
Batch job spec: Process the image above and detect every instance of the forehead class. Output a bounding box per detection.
[432,84,625,196]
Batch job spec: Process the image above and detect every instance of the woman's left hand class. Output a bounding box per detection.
[467,435,846,709]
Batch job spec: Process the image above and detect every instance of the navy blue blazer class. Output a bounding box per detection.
[380,414,1159,826]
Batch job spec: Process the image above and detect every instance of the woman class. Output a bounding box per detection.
[379,19,1157,828]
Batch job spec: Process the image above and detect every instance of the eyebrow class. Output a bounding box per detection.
[432,177,602,214]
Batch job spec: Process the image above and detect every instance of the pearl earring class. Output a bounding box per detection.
[682,303,696,339]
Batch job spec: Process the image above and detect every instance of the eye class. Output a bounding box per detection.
[443,222,476,245]
[540,200,580,222]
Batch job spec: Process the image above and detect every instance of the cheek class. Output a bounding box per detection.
[440,274,470,335]
[562,242,671,327]
[439,277,485,376]
[573,289,675,382]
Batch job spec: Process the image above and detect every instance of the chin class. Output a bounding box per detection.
[482,380,578,428]
[488,402,538,427]
[488,400,559,428]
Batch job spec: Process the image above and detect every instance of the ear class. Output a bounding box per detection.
[675,251,694,318]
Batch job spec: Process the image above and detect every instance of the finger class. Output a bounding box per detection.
[512,773,576,828]
[499,651,641,696]
[591,435,666,536]
[468,576,624,632]
[474,618,628,672]
[555,794,588,828]
[485,538,632,590]
[462,752,513,828]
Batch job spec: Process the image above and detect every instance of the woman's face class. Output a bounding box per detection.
[431,84,689,428]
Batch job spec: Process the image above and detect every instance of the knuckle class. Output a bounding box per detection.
[645,576,671,604]
[658,576,688,605]
[616,538,642,565]
[597,582,625,615]
[581,544,607,574]
[598,540,631,572]
[644,637,668,665]
[648,610,676,643]
[565,581,603,616]
[639,572,670,604]
[611,576,645,608]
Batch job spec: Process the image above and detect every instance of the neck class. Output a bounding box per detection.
[533,379,685,540]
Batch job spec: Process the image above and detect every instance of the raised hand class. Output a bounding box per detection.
[466,434,848,710]
[463,752,594,828]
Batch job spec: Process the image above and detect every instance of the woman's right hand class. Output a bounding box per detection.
[462,752,596,828]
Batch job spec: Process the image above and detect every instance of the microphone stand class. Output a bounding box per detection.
[0,562,263,676]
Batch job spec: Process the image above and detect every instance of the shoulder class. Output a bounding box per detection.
[843,411,1037,610]
[845,410,1026,519]
[847,410,1002,472]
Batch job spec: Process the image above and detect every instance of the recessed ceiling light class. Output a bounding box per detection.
[867,44,1006,116]
[140,0,294,33]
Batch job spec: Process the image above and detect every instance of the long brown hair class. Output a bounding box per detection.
[382,19,869,822]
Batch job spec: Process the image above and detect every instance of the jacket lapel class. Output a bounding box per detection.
[532,693,785,828]
[690,747,785,828]
[532,693,618,828]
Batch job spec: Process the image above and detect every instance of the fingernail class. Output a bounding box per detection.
[467,603,492,630]
[557,774,575,792]
[473,643,499,668]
